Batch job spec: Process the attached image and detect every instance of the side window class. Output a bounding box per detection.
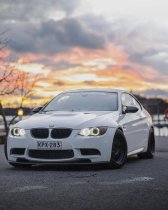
[122,93,141,110]
[132,97,141,110]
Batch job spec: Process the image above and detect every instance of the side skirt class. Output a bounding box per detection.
[127,147,145,157]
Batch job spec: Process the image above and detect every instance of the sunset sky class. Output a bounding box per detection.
[0,0,168,107]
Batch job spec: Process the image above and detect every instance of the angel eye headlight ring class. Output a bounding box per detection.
[79,127,107,136]
[90,127,100,136]
[11,128,26,137]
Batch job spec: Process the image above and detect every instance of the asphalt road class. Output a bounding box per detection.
[0,139,168,210]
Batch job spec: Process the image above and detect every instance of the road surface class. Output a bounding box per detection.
[0,138,168,210]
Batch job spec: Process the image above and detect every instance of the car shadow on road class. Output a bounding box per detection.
[8,155,143,172]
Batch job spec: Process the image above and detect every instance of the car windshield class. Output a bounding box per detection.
[42,92,118,112]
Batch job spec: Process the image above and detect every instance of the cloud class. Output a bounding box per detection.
[74,14,168,76]
[54,80,65,86]
[28,94,44,100]
[107,19,168,73]
[130,50,168,75]
[5,18,106,54]
[83,80,95,85]
[1,1,168,97]
[137,89,168,99]
[33,58,74,70]
[0,0,80,22]
[80,15,168,74]
[1,4,167,77]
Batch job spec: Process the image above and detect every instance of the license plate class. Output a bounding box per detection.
[37,141,62,150]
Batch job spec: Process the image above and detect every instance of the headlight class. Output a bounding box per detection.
[79,127,107,136]
[11,128,26,137]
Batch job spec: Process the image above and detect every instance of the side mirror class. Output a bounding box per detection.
[122,106,139,114]
[32,106,43,114]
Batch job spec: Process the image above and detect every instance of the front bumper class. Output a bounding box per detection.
[7,128,116,164]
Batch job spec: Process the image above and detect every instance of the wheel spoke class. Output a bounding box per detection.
[112,136,126,163]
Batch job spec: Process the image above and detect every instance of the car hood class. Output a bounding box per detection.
[15,111,119,129]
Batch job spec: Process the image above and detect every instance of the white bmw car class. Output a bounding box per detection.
[5,89,155,169]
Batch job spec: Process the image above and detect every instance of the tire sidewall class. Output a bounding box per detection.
[147,128,155,155]
[138,128,155,159]
[109,129,127,168]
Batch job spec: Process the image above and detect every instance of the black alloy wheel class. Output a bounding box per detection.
[138,129,155,159]
[109,129,127,169]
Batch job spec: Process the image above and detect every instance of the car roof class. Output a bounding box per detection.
[63,88,125,94]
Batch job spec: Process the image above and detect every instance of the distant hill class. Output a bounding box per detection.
[134,94,168,115]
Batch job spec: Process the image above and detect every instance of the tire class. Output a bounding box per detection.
[108,129,127,169]
[138,128,155,159]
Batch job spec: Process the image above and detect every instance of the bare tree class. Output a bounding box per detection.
[8,71,39,124]
[0,31,19,95]
[0,71,39,135]
[0,31,20,136]
[0,63,21,135]
[18,71,39,108]
[0,32,38,137]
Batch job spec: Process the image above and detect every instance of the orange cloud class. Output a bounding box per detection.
[0,50,10,59]
[1,43,168,107]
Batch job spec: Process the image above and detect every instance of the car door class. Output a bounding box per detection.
[120,93,146,152]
